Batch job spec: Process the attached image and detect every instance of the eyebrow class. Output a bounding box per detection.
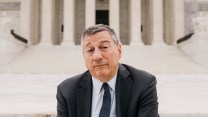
[99,40,110,44]
[85,42,92,48]
[84,40,110,48]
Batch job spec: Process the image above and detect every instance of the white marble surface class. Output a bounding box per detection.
[0,74,208,117]
[1,44,208,75]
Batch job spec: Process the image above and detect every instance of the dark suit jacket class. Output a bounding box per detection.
[57,64,158,117]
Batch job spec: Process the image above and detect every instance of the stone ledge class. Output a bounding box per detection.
[0,74,208,117]
[0,2,20,11]
[0,114,56,117]
[1,45,208,74]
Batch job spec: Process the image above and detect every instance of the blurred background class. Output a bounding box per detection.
[0,0,208,117]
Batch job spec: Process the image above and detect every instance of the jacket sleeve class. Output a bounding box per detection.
[137,76,159,117]
[57,85,69,117]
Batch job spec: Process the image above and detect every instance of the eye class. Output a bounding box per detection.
[100,45,109,51]
[86,48,94,54]
[101,46,108,49]
[88,49,93,52]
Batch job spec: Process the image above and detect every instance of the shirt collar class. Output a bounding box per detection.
[92,73,117,95]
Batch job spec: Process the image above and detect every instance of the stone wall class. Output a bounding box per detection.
[0,2,20,40]
[178,12,208,67]
[184,0,198,35]
[0,1,26,67]
[198,1,208,11]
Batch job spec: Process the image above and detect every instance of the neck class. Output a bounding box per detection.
[99,77,113,83]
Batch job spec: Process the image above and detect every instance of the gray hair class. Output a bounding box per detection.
[81,24,120,45]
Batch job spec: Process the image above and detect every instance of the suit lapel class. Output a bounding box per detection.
[77,72,92,117]
[116,64,132,117]
[76,64,132,117]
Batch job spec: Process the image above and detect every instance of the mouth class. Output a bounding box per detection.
[94,64,107,68]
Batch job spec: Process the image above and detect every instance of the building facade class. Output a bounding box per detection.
[1,0,203,46]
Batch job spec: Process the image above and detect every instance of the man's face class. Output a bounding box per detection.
[82,31,122,82]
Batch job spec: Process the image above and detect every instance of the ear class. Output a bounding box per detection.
[117,42,122,59]
[82,47,84,56]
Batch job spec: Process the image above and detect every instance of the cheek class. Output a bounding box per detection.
[84,57,92,68]
[108,52,120,64]
[87,60,92,67]
[112,56,119,65]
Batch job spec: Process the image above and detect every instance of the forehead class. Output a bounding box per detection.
[83,31,113,46]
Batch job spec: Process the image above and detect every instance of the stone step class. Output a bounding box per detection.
[1,44,208,74]
[0,74,208,117]
[0,114,56,117]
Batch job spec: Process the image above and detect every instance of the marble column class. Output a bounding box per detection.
[164,0,174,45]
[62,0,75,45]
[130,0,142,45]
[20,0,31,44]
[85,0,95,28]
[141,0,152,45]
[110,0,120,39]
[164,0,184,45]
[20,0,40,45]
[40,0,55,45]
[152,0,163,43]
[174,0,185,43]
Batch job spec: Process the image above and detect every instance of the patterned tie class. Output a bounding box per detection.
[99,83,111,117]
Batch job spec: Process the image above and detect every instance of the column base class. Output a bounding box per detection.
[38,40,53,47]
[130,38,143,46]
[61,39,75,46]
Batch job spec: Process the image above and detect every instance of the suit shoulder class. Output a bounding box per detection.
[58,72,86,90]
[122,64,156,82]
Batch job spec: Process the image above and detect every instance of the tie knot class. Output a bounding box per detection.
[102,83,110,91]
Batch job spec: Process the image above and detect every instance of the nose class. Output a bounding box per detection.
[93,49,103,61]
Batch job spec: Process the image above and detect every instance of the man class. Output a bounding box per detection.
[57,24,158,117]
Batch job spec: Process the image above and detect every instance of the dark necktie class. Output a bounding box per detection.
[99,83,111,117]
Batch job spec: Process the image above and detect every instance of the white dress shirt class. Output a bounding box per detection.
[91,74,117,117]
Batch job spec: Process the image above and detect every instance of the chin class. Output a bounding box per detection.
[94,71,109,78]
